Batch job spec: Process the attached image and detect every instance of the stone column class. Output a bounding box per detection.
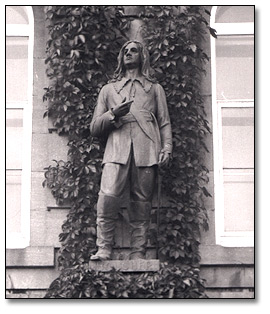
[124,6,145,42]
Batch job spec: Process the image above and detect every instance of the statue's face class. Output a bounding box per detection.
[123,42,141,69]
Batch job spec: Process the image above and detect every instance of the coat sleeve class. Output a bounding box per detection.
[155,84,173,154]
[90,85,116,138]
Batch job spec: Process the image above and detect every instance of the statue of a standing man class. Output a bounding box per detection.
[90,41,172,261]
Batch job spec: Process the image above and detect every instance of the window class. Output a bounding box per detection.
[211,6,254,247]
[6,6,34,248]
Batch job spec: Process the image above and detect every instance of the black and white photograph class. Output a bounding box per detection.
[5,3,257,303]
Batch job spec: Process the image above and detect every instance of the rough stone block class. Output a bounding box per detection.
[33,6,47,59]
[30,208,69,247]
[6,246,54,267]
[200,245,254,265]
[205,288,254,299]
[200,178,216,246]
[200,266,254,288]
[47,133,69,162]
[31,134,49,172]
[200,61,212,96]
[89,259,160,272]
[32,107,49,134]
[31,171,55,210]
[6,290,47,299]
[6,268,60,289]
[33,58,47,97]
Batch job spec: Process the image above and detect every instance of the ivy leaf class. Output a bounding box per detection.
[78,34,85,43]
[210,27,217,38]
[89,165,97,173]
[122,291,129,298]
[161,50,168,56]
[183,278,191,286]
[86,71,92,81]
[168,288,174,298]
[152,52,160,64]
[189,44,197,52]
[201,186,212,197]
[163,38,169,46]
[171,250,180,259]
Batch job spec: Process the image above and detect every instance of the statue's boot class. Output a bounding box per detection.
[128,201,151,260]
[90,194,119,261]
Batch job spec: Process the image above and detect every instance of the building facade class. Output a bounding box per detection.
[6,5,254,298]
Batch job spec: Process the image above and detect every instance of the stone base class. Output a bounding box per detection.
[111,248,157,260]
[88,259,160,272]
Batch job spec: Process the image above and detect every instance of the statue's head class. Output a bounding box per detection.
[111,40,156,82]
[122,41,142,70]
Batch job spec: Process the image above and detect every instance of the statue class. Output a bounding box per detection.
[90,41,172,261]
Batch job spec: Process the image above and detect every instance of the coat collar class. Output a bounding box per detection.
[112,76,153,94]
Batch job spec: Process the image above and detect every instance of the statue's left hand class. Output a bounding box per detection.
[158,151,170,167]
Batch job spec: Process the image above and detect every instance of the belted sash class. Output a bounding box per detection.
[117,108,155,143]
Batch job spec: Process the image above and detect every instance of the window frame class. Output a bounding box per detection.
[6,6,34,248]
[210,6,254,247]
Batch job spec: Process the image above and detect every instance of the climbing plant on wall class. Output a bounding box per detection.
[43,5,211,298]
[43,5,130,270]
[141,5,211,264]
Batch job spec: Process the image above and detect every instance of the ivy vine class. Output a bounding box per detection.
[43,5,211,298]
[45,263,207,298]
[141,5,211,263]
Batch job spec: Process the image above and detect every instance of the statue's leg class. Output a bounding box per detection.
[91,194,120,260]
[129,201,152,260]
[90,161,130,261]
[128,161,157,260]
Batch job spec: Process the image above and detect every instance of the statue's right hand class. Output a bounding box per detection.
[112,98,133,118]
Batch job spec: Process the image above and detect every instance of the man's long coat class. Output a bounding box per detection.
[90,76,172,167]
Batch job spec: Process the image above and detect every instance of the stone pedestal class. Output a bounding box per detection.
[89,259,160,272]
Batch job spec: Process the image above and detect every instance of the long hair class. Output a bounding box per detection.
[110,41,156,83]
